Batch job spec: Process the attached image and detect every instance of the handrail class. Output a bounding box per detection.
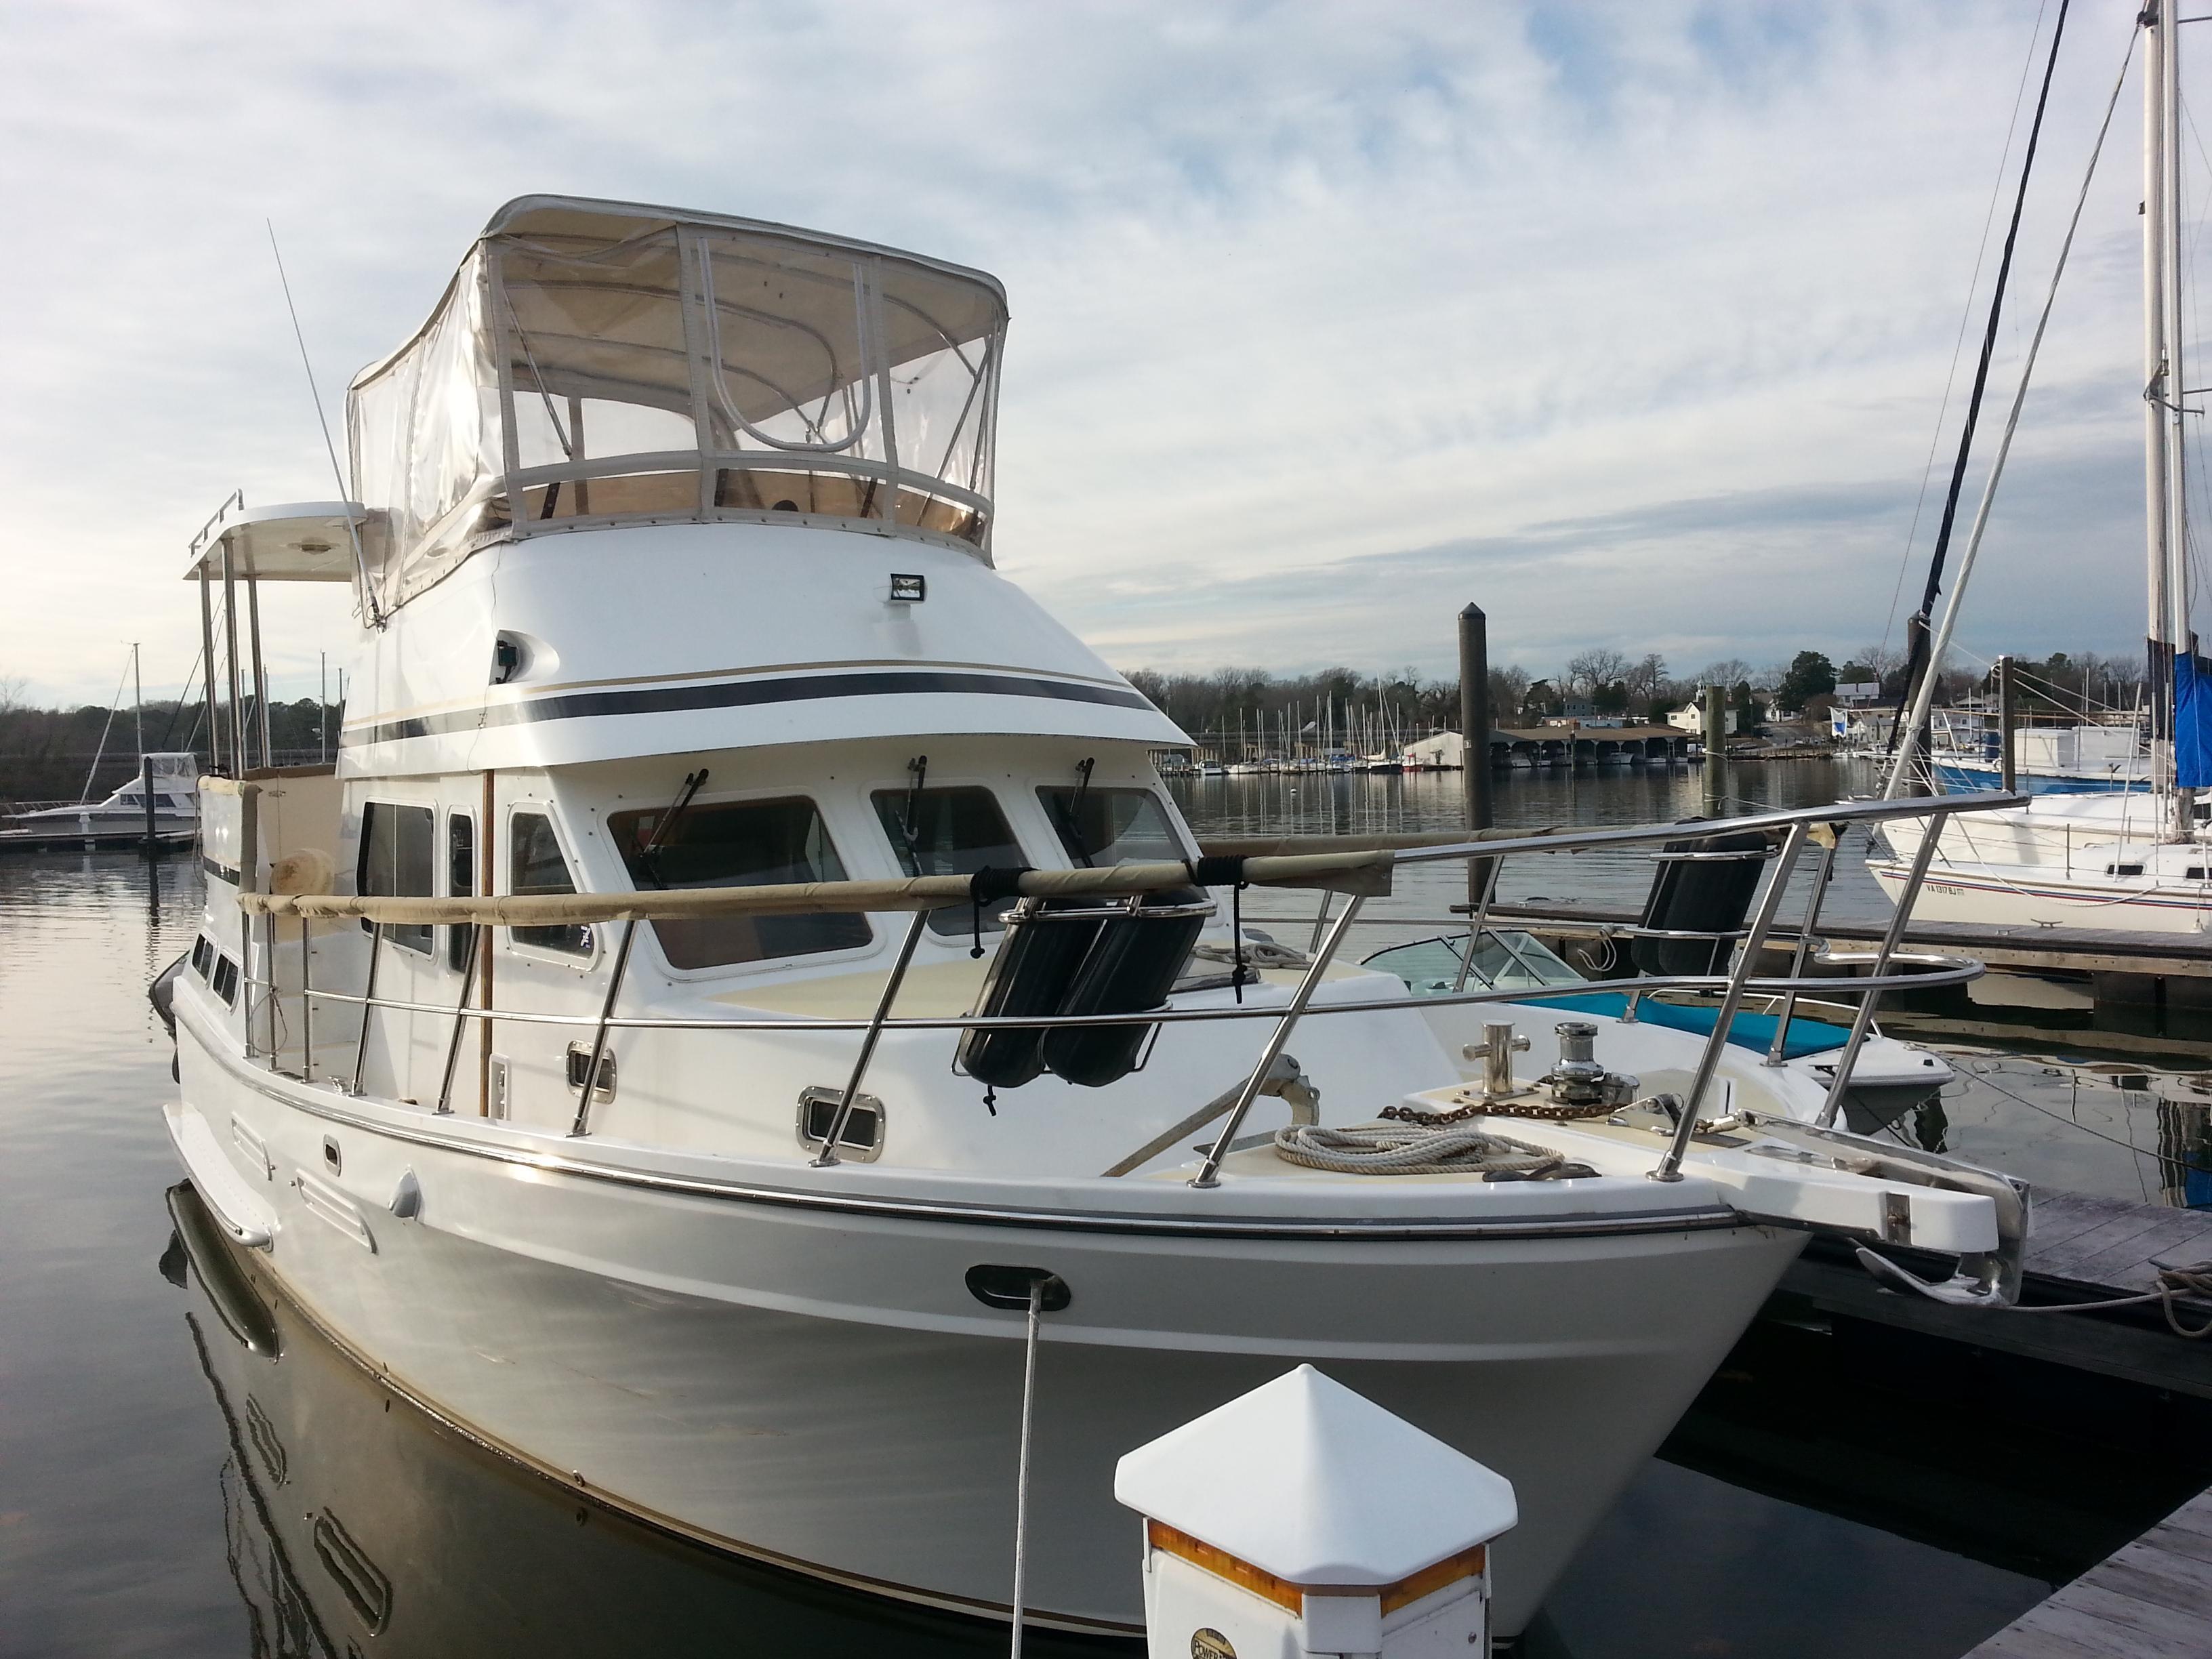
[237,848,1391,926]
[264,958,1982,1036]
[236,792,2027,928]
[232,790,2018,1177]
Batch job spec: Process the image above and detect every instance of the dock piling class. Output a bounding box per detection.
[1459,603,1493,908]
[1702,683,1725,807]
[1997,654,2018,794]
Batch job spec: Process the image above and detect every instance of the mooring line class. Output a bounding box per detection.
[1009,1277,1043,1658]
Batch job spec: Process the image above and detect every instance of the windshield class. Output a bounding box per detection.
[1037,787,1185,867]
[872,786,1025,936]
[1363,930,1585,996]
[609,796,870,969]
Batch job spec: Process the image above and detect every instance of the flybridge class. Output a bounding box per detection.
[203,197,1007,619]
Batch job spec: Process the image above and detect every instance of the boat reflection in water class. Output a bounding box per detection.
[159,1183,1113,1658]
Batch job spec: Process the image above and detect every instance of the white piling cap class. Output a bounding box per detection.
[1114,1364,1518,1585]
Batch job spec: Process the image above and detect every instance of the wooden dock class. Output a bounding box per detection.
[1963,1484,2212,1657]
[1778,1189,2211,1400]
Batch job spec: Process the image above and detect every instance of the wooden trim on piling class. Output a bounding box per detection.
[1144,1520,1486,1618]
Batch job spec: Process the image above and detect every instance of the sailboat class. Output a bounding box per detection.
[1870,0,2212,934]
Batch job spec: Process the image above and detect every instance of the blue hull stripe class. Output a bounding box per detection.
[344,670,1155,749]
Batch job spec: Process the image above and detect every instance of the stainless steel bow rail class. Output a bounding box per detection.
[230,792,2022,1184]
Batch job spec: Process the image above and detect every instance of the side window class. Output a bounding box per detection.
[359,802,434,955]
[510,811,592,957]
[607,796,869,969]
[447,812,476,972]
[1036,786,1186,867]
[870,786,1025,937]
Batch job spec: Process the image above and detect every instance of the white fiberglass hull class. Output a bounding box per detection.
[176,1021,1803,1639]
[1869,855,2210,934]
[1870,802,2210,934]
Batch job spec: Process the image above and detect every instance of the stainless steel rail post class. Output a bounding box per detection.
[220,539,246,772]
[1193,893,1367,1189]
[238,783,258,1060]
[1815,809,1947,1129]
[247,577,271,769]
[1763,829,1840,1067]
[350,922,383,1096]
[569,918,642,1139]
[197,567,222,775]
[299,916,314,1082]
[264,909,281,1068]
[436,925,481,1116]
[1652,823,1808,1182]
[813,911,929,1167]
[1452,855,1501,994]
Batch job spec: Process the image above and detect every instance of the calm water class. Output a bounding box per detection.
[0,771,2198,1656]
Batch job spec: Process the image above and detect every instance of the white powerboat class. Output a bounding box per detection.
[3,751,199,849]
[159,195,2024,1642]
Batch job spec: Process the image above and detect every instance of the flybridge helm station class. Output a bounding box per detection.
[348,195,1008,617]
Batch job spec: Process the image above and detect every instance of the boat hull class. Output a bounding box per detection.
[1869,856,2209,934]
[178,1025,1804,1639]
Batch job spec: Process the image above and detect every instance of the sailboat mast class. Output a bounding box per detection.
[2145,5,2170,690]
[2158,0,2197,836]
[130,642,143,758]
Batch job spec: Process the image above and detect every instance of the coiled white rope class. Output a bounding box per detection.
[1272,1122,1570,1177]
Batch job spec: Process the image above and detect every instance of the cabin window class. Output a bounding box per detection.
[2106,862,2145,878]
[607,796,869,970]
[190,935,213,980]
[1037,786,1185,867]
[510,812,592,957]
[359,802,434,955]
[871,787,1025,936]
[447,812,476,972]
[211,954,239,1006]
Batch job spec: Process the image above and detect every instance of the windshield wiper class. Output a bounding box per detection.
[637,769,708,889]
[1052,756,1099,867]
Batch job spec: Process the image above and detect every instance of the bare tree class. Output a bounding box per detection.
[1624,652,1667,703]
[1563,648,1630,695]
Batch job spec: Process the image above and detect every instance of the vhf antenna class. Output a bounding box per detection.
[267,220,383,628]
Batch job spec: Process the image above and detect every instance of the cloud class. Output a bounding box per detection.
[0,0,2173,703]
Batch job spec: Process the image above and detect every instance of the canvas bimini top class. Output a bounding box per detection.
[342,195,1009,616]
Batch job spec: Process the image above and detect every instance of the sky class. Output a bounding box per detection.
[0,0,2194,708]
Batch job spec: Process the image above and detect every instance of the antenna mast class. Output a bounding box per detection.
[266,222,383,628]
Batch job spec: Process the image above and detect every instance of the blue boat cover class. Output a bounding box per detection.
[1523,992,1850,1061]
[2176,649,2212,790]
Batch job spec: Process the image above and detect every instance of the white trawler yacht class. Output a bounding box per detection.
[161,196,2024,1641]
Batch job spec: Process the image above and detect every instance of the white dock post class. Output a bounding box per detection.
[1115,1365,1517,1659]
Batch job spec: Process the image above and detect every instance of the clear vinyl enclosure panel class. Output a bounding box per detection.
[347,199,1006,614]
